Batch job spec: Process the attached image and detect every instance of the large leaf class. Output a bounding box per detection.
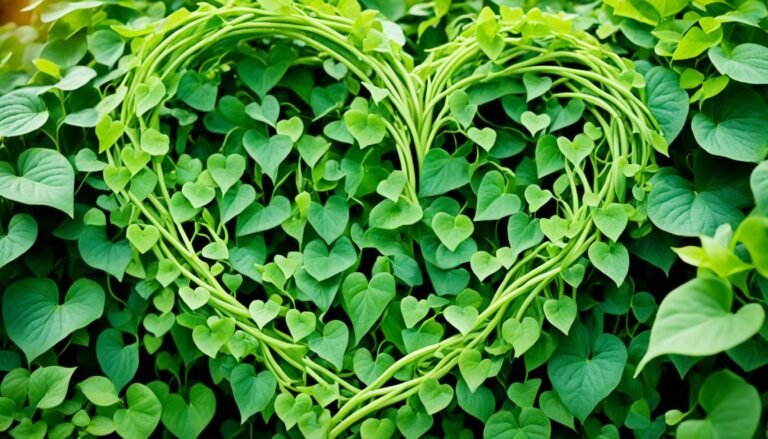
[644,66,688,143]
[0,148,74,216]
[547,323,627,422]
[3,278,105,362]
[709,43,768,85]
[0,89,49,137]
[114,383,161,439]
[636,277,764,373]
[691,88,768,162]
[647,172,744,237]
[341,272,396,343]
[677,370,761,439]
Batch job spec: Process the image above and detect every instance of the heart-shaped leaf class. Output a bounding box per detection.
[230,364,277,423]
[179,285,210,310]
[432,212,474,252]
[285,309,317,341]
[182,182,215,209]
[96,329,139,391]
[636,277,765,373]
[3,278,104,362]
[543,296,577,335]
[248,299,280,329]
[308,195,349,244]
[377,170,407,202]
[0,148,75,217]
[474,171,521,221]
[467,127,497,152]
[192,317,235,358]
[593,203,628,242]
[547,324,627,422]
[276,116,304,142]
[126,224,159,254]
[308,320,349,370]
[448,90,477,128]
[444,305,478,335]
[0,213,37,270]
[275,393,313,430]
[458,349,493,392]
[502,317,541,357]
[244,131,293,182]
[557,133,594,166]
[400,296,430,328]
[236,195,291,236]
[418,378,454,415]
[588,241,629,286]
[342,272,396,342]
[161,383,216,439]
[523,73,552,102]
[207,153,245,195]
[520,111,550,136]
[303,237,357,281]
[114,383,161,439]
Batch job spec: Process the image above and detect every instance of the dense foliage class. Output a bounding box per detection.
[0,0,766,438]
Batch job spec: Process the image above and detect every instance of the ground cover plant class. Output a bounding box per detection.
[0,0,766,438]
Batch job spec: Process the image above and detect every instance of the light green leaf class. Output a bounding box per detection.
[161,383,216,439]
[0,89,49,137]
[28,366,76,410]
[80,376,120,407]
[636,277,764,373]
[709,43,768,85]
[484,408,551,439]
[0,148,74,217]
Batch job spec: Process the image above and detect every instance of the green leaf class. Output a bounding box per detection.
[520,111,550,136]
[161,383,216,439]
[396,405,433,439]
[96,328,139,391]
[248,300,280,329]
[457,349,493,392]
[3,278,104,362]
[467,127,497,152]
[470,251,502,282]
[87,29,124,66]
[207,153,245,196]
[432,213,474,252]
[636,277,765,373]
[557,134,594,166]
[285,309,317,342]
[677,370,761,439]
[484,408,551,439]
[230,364,277,423]
[275,393,312,430]
[0,148,74,217]
[644,66,688,143]
[502,317,541,357]
[588,241,629,286]
[0,213,37,270]
[28,366,76,409]
[543,296,577,335]
[547,324,627,422]
[592,204,628,242]
[134,76,166,117]
[342,272,396,343]
[126,224,159,254]
[308,320,349,370]
[303,237,357,281]
[244,131,293,181]
[448,90,477,128]
[236,195,291,236]
[79,376,120,407]
[535,135,565,178]
[369,199,423,229]
[308,195,349,244]
[78,226,132,280]
[691,88,768,162]
[192,317,235,358]
[647,173,744,237]
[523,73,552,102]
[360,418,396,439]
[474,171,521,221]
[344,99,386,148]
[418,378,453,415]
[178,70,218,112]
[237,47,294,97]
[444,305,479,335]
[672,26,721,60]
[419,149,470,197]
[0,89,49,137]
[114,383,161,439]
[709,43,768,85]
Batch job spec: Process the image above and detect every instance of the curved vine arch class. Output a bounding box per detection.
[105,2,663,436]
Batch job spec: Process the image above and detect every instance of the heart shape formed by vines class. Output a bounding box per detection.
[105,2,663,436]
